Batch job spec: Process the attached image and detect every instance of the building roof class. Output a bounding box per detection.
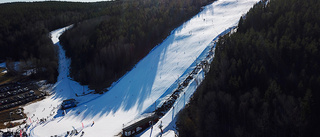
[122,114,158,132]
[62,99,76,102]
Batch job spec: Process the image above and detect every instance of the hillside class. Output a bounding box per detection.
[0,1,117,83]
[177,0,320,136]
[59,0,216,91]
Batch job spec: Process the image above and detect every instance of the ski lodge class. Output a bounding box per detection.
[122,114,159,136]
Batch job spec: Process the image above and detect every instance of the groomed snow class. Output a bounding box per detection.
[23,0,259,136]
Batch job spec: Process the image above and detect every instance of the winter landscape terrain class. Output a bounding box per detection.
[2,0,260,136]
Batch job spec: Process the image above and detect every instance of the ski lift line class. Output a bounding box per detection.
[141,26,236,114]
[133,26,237,137]
[122,43,212,136]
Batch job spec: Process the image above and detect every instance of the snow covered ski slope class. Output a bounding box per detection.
[24,0,259,136]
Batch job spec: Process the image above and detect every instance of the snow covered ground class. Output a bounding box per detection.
[24,25,99,136]
[21,0,259,136]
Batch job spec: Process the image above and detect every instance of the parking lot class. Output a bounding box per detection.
[0,82,47,129]
[0,82,45,112]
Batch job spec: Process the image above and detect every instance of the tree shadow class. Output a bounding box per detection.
[72,34,174,120]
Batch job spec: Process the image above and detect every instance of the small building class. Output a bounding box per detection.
[60,99,77,110]
[122,114,159,137]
